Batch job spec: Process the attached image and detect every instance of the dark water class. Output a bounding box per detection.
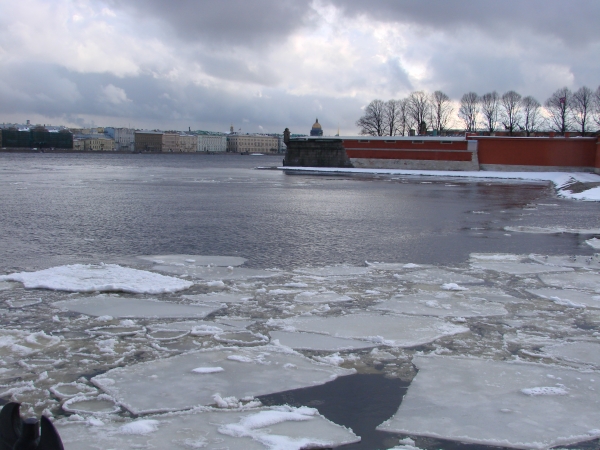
[1,152,597,274]
[1,153,599,450]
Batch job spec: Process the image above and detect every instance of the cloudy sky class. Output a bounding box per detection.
[1,0,599,134]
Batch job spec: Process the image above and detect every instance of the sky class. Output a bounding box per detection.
[0,0,599,135]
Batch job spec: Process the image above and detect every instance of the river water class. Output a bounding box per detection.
[1,153,599,450]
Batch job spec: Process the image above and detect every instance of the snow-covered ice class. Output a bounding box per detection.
[372,293,507,317]
[378,355,600,449]
[91,345,354,414]
[53,295,224,318]
[56,406,360,449]
[183,292,251,303]
[0,264,193,294]
[272,313,469,347]
[587,238,600,250]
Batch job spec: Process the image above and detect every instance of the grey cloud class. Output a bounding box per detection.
[0,61,362,133]
[107,0,315,47]
[328,0,600,47]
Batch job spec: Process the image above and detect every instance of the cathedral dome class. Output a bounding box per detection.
[310,118,323,136]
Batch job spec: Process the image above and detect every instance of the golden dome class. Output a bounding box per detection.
[312,118,322,129]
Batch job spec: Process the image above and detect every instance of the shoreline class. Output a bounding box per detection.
[278,166,600,202]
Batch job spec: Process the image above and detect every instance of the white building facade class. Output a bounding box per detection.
[197,134,227,153]
[105,127,135,152]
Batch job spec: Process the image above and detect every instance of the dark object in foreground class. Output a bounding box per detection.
[0,403,63,450]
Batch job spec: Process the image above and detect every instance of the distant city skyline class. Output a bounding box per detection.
[1,1,598,135]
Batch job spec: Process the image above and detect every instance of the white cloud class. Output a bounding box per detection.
[101,84,130,104]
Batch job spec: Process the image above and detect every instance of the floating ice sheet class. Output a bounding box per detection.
[138,254,247,267]
[470,253,524,262]
[153,264,278,280]
[372,293,507,318]
[92,345,354,414]
[528,254,600,269]
[293,266,371,277]
[526,288,600,308]
[270,331,376,351]
[53,295,223,319]
[539,272,600,292]
[0,330,61,360]
[366,262,430,271]
[56,406,360,450]
[0,264,193,294]
[587,238,600,250]
[378,355,600,449]
[294,291,353,303]
[505,226,600,234]
[394,268,483,285]
[183,292,251,303]
[471,261,574,275]
[542,341,600,367]
[274,313,469,347]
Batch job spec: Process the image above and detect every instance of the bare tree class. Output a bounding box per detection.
[383,99,401,136]
[500,91,522,135]
[430,90,453,135]
[594,85,600,128]
[545,87,572,135]
[458,92,480,132]
[571,86,594,135]
[521,96,542,137]
[480,91,500,133]
[408,91,430,135]
[396,98,410,136]
[356,99,386,136]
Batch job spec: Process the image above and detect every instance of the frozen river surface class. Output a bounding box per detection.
[0,153,599,449]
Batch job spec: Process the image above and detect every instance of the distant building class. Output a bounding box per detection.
[310,118,323,136]
[162,132,180,152]
[83,137,115,151]
[179,134,198,152]
[197,133,227,152]
[105,127,135,152]
[1,127,73,149]
[135,131,163,152]
[226,134,279,153]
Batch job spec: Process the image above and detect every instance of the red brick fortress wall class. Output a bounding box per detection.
[473,136,598,172]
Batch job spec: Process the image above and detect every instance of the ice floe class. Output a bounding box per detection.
[271,313,469,347]
[56,406,360,449]
[529,253,600,269]
[91,345,354,414]
[378,355,600,449]
[183,292,251,303]
[53,295,224,318]
[0,264,193,294]
[372,293,507,317]
[472,261,574,275]
[294,266,371,277]
[587,238,600,250]
[153,264,278,281]
[539,272,600,292]
[393,268,483,285]
[294,291,353,303]
[505,226,600,234]
[541,341,600,367]
[270,331,376,351]
[526,288,600,308]
[138,254,247,267]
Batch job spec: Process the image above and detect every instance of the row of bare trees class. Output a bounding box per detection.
[357,86,600,136]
